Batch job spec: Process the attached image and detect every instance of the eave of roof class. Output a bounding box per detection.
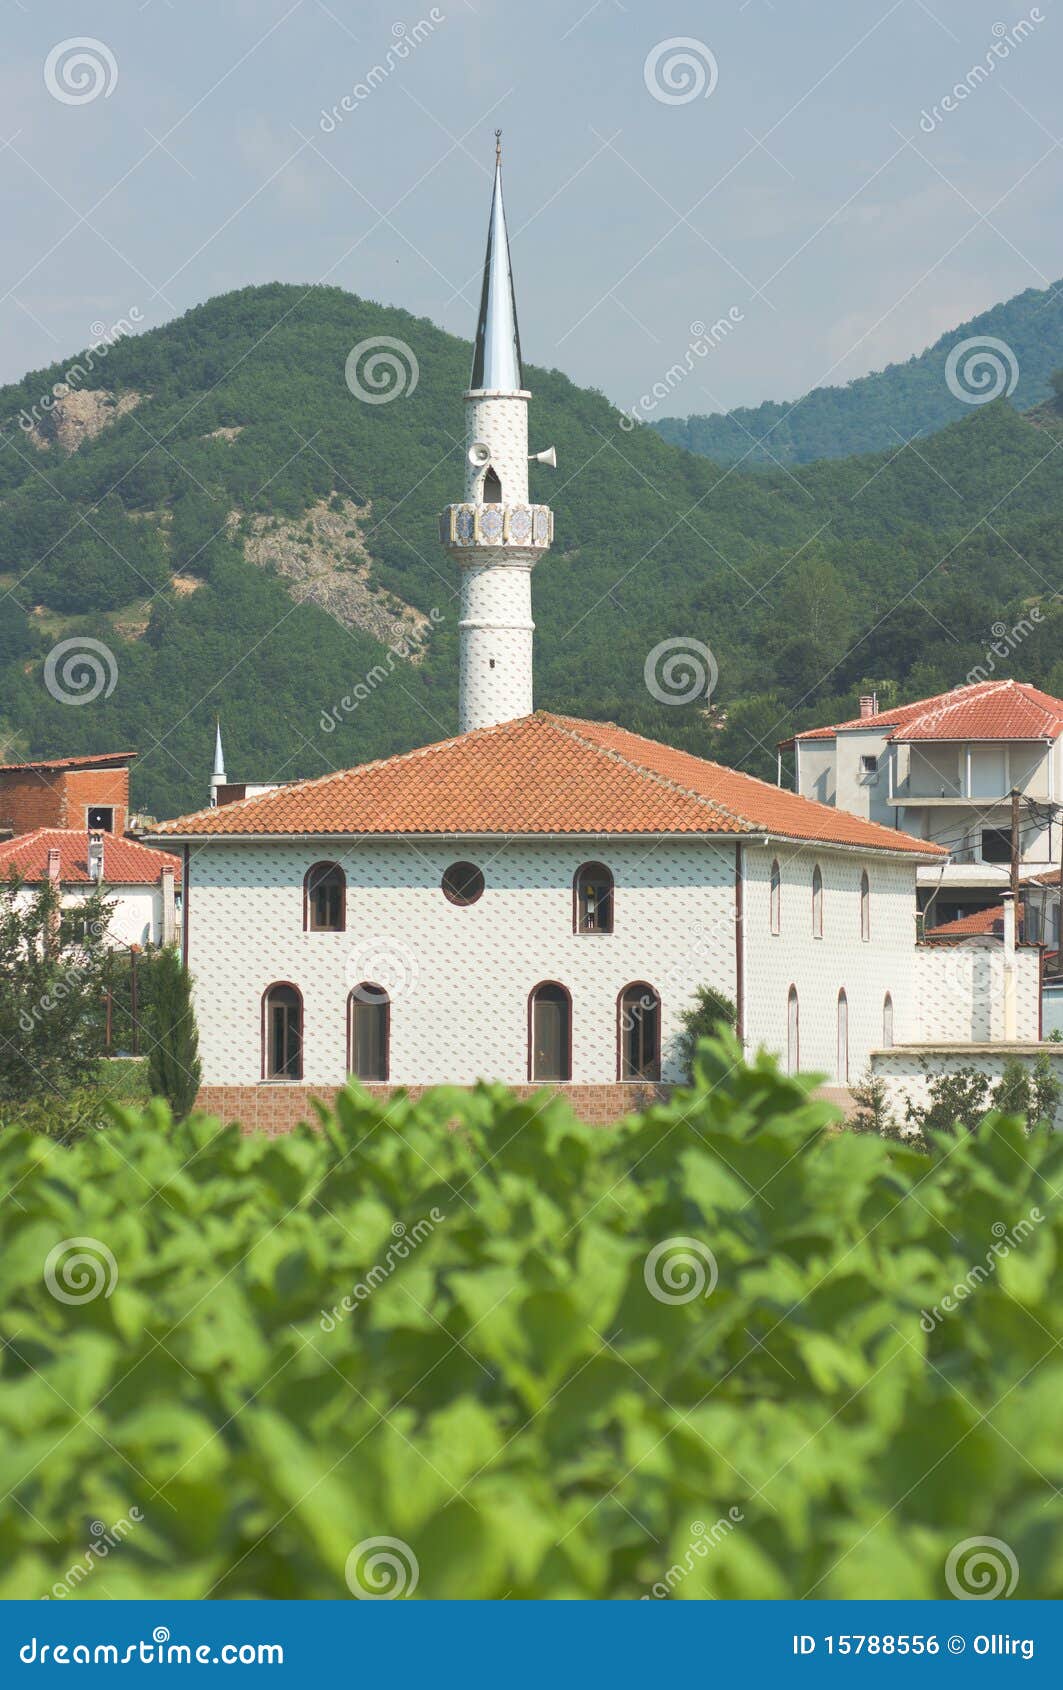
[0,750,137,774]
[145,712,945,859]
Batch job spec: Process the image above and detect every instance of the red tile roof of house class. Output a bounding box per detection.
[0,751,137,773]
[0,829,181,886]
[787,680,1063,746]
[147,712,943,856]
[925,904,1005,940]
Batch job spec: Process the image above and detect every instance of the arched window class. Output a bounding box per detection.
[263,983,302,1081]
[787,985,799,1076]
[883,992,894,1048]
[860,869,870,942]
[483,466,502,503]
[770,858,781,936]
[812,864,824,938]
[348,985,389,1082]
[618,983,661,1081]
[304,861,345,932]
[574,862,614,933]
[836,989,849,1084]
[528,982,572,1083]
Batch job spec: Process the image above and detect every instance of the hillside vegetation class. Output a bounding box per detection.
[1,1041,1062,1598]
[3,285,1063,812]
[654,277,1063,466]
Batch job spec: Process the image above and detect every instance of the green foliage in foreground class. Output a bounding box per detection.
[2,1037,1063,1599]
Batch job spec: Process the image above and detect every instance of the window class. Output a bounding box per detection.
[618,983,661,1081]
[859,754,878,777]
[304,862,345,932]
[442,861,485,905]
[836,989,849,1084]
[860,869,870,942]
[528,982,571,1083]
[483,466,502,503]
[770,858,781,936]
[787,986,799,1076]
[574,862,614,933]
[883,992,894,1048]
[348,985,389,1081]
[87,806,114,832]
[982,827,1011,865]
[812,864,824,938]
[263,984,302,1081]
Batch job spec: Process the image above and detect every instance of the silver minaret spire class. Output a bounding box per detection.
[470,130,523,392]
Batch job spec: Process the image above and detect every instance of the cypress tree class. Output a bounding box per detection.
[147,947,202,1118]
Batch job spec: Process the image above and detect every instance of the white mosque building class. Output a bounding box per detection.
[146,140,1039,1130]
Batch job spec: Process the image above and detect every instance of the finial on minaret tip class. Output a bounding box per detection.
[495,128,502,165]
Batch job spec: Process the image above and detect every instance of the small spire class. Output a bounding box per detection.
[213,718,226,781]
[471,132,523,391]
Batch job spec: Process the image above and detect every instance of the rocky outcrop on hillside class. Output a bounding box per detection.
[27,388,144,452]
[231,496,431,656]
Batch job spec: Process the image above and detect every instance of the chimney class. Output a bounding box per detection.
[160,864,176,946]
[46,846,61,954]
[860,693,878,719]
[87,831,104,884]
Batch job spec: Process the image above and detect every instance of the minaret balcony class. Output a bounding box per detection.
[439,502,553,551]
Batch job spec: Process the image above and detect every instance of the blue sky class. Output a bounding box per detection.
[2,0,1060,417]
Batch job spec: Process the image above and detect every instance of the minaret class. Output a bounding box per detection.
[210,719,226,807]
[440,131,554,733]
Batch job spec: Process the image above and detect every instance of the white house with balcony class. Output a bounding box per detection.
[783,680,1063,937]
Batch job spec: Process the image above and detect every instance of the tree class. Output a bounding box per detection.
[146,946,202,1119]
[676,985,737,1080]
[0,875,112,1102]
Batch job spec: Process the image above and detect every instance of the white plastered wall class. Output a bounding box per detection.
[187,838,740,1087]
[742,842,920,1082]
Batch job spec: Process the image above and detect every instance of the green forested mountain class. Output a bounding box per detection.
[653,278,1063,466]
[3,281,1063,818]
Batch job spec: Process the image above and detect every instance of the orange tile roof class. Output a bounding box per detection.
[0,750,137,773]
[925,904,1005,939]
[790,680,1063,745]
[0,829,181,887]
[148,712,942,856]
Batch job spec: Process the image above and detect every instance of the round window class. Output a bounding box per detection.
[442,861,485,906]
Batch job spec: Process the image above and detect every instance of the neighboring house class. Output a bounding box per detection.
[783,680,1063,929]
[0,752,180,947]
[144,139,987,1130]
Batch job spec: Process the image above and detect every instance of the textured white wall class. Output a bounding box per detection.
[187,838,740,1087]
[458,560,535,731]
[742,843,919,1082]
[872,1043,1063,1131]
[464,392,529,502]
[909,946,1040,1042]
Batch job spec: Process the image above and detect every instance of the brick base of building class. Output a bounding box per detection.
[194,1081,673,1134]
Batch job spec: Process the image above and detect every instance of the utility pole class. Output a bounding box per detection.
[1011,787,1022,941]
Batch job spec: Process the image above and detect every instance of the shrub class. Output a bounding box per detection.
[1,1034,1062,1599]
[676,985,736,1079]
